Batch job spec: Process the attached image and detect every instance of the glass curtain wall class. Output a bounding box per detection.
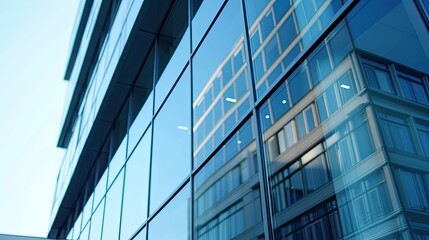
[63,0,429,239]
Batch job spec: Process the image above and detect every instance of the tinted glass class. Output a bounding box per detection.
[148,184,190,240]
[244,0,345,98]
[89,199,104,240]
[102,170,124,240]
[194,118,264,239]
[192,0,251,167]
[151,68,191,213]
[155,0,190,111]
[192,0,224,50]
[256,13,402,235]
[121,128,151,240]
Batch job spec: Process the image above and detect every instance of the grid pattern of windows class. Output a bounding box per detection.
[54,0,429,239]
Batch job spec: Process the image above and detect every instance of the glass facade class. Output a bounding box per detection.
[54,0,429,239]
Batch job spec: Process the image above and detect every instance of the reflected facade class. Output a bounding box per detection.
[50,0,429,239]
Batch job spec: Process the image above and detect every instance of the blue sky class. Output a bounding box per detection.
[0,0,78,237]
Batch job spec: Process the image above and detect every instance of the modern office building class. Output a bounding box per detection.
[48,0,429,239]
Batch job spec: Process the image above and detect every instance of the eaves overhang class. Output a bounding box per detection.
[64,0,94,81]
[57,0,113,148]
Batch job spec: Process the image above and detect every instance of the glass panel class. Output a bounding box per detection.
[133,227,147,240]
[155,0,190,111]
[121,128,152,240]
[192,0,224,50]
[194,118,264,239]
[349,0,429,73]
[378,112,415,153]
[363,63,395,94]
[244,0,345,98]
[108,138,127,187]
[400,169,429,211]
[148,184,190,240]
[288,67,311,105]
[151,68,191,213]
[102,170,124,240]
[338,70,357,104]
[93,169,107,210]
[416,122,429,157]
[89,199,104,240]
[192,0,251,167]
[128,91,153,156]
[397,73,429,105]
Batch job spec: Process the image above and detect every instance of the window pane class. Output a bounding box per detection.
[416,122,429,157]
[192,0,224,50]
[121,129,151,240]
[192,0,250,167]
[271,84,290,122]
[151,69,191,213]
[401,170,429,210]
[244,0,346,98]
[288,67,311,105]
[378,112,415,153]
[338,71,357,104]
[102,170,124,240]
[89,199,104,240]
[325,84,339,114]
[148,184,190,240]
[194,118,264,239]
[296,112,306,140]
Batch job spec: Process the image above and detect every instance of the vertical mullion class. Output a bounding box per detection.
[240,0,275,239]
[188,0,195,239]
[145,37,159,240]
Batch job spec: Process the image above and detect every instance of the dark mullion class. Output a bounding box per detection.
[240,0,275,239]
[188,0,195,239]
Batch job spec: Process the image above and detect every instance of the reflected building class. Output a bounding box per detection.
[49,0,429,239]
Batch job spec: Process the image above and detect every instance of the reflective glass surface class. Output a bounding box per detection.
[192,0,224,50]
[148,184,190,240]
[102,170,124,240]
[244,0,345,98]
[155,0,190,111]
[121,128,151,240]
[192,0,251,167]
[194,118,264,239]
[61,0,429,239]
[150,68,191,213]
[89,199,104,240]
[133,227,147,240]
[108,138,127,187]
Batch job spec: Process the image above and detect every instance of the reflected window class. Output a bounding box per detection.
[363,61,395,94]
[378,112,415,153]
[194,118,264,239]
[245,0,346,98]
[151,69,191,213]
[399,169,429,211]
[276,198,343,239]
[416,122,429,157]
[338,70,357,104]
[192,0,250,167]
[349,170,392,227]
[288,67,311,105]
[397,71,429,105]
